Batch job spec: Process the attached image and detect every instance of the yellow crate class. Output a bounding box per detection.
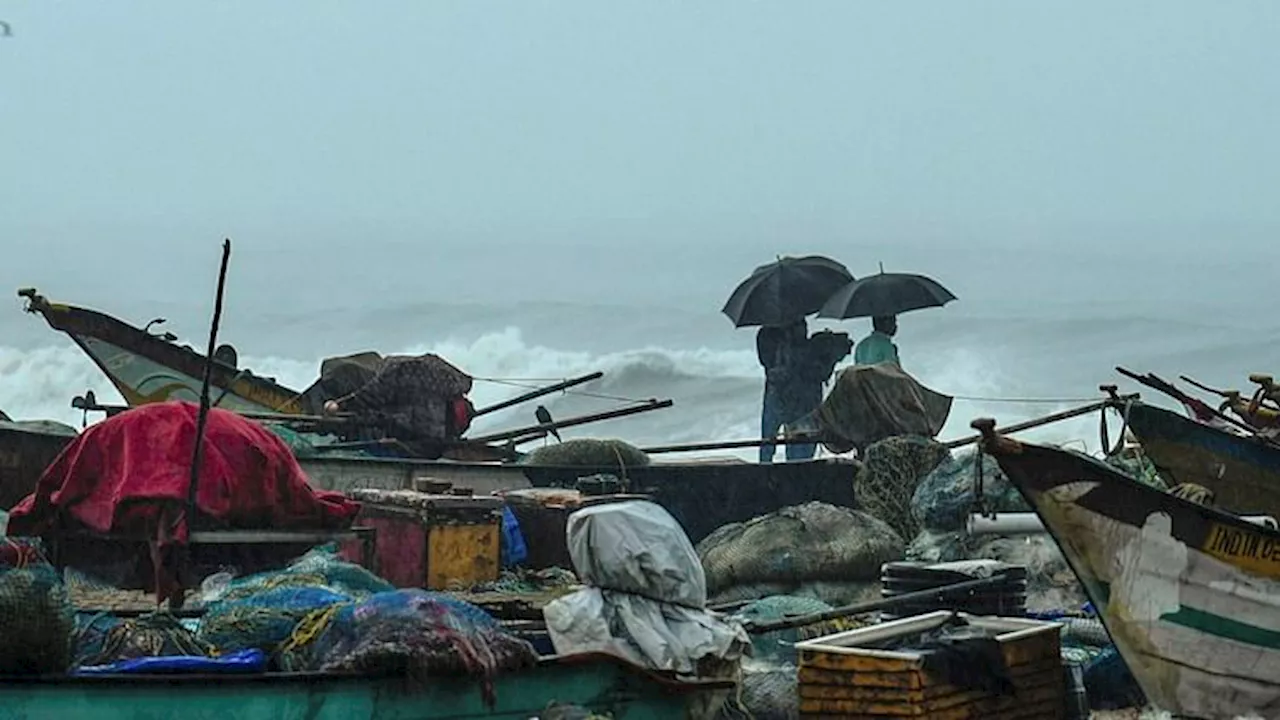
[794,611,1065,719]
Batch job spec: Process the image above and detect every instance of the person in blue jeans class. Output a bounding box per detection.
[757,320,823,463]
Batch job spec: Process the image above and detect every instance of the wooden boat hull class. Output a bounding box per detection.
[21,290,304,414]
[988,435,1280,719]
[0,653,733,719]
[299,455,858,547]
[0,423,75,511]
[0,427,857,551]
[1123,400,1280,516]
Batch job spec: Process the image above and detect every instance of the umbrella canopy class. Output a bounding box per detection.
[818,270,956,320]
[721,255,854,328]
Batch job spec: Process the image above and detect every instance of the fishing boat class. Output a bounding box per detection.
[297,452,857,547]
[1113,396,1280,517]
[973,416,1280,720]
[0,651,733,719]
[11,288,859,546]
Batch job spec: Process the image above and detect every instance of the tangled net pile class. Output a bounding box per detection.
[303,590,538,684]
[696,502,903,605]
[520,438,650,469]
[75,612,212,668]
[196,548,536,699]
[0,537,75,674]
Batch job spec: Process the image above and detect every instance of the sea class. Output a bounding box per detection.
[1,238,1277,460]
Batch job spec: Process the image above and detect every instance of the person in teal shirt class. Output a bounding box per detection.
[854,315,900,366]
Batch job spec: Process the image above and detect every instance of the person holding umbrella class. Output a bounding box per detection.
[854,315,901,367]
[820,265,957,369]
[722,255,855,463]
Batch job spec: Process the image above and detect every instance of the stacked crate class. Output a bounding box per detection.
[794,611,1065,719]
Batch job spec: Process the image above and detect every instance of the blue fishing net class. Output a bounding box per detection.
[197,586,354,655]
[74,611,214,668]
[0,537,75,674]
[287,589,538,703]
[209,546,392,604]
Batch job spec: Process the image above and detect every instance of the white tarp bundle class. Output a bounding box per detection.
[542,500,749,676]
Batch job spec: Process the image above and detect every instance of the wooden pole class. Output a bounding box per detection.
[941,397,1130,450]
[187,240,232,516]
[467,399,674,444]
[471,372,605,418]
[745,574,1012,634]
[641,435,821,455]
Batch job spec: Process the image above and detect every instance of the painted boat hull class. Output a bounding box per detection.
[1123,400,1280,516]
[299,455,858,547]
[0,653,732,719]
[22,291,304,414]
[989,436,1280,719]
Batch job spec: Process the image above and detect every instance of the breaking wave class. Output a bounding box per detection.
[0,325,1118,460]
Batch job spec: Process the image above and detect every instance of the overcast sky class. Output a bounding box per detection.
[2,2,1277,322]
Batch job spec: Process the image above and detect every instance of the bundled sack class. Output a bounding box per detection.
[0,538,75,674]
[697,502,905,598]
[543,500,749,676]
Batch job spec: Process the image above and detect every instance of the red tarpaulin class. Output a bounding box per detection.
[8,401,359,540]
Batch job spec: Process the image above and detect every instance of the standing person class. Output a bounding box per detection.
[854,315,901,367]
[757,319,813,463]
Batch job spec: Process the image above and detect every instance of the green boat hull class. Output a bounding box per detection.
[0,654,732,720]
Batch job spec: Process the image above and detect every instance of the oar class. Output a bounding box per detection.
[1116,367,1275,442]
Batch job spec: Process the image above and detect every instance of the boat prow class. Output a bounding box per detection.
[973,417,1280,719]
[17,288,304,414]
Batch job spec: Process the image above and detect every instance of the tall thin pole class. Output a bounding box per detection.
[187,239,232,517]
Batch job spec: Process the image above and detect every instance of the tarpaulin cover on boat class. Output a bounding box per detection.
[7,401,359,540]
[815,363,952,454]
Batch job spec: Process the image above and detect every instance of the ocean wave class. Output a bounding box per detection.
[0,325,1127,459]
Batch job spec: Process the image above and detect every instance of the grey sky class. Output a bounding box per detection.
[2,2,1278,325]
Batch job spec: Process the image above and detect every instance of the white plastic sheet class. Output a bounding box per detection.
[542,500,749,675]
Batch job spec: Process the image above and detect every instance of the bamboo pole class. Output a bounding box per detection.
[471,372,605,418]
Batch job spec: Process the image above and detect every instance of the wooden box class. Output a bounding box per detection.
[341,489,503,590]
[794,611,1065,719]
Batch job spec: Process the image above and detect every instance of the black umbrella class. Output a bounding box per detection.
[721,255,854,328]
[818,266,956,320]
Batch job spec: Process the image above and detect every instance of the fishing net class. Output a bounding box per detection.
[74,611,213,668]
[204,546,393,605]
[969,535,1085,612]
[697,502,904,598]
[297,589,538,702]
[197,586,354,657]
[0,537,75,675]
[854,436,951,540]
[709,580,881,608]
[906,529,973,564]
[910,448,1031,534]
[716,660,800,720]
[471,567,578,595]
[520,439,650,469]
[1104,448,1167,489]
